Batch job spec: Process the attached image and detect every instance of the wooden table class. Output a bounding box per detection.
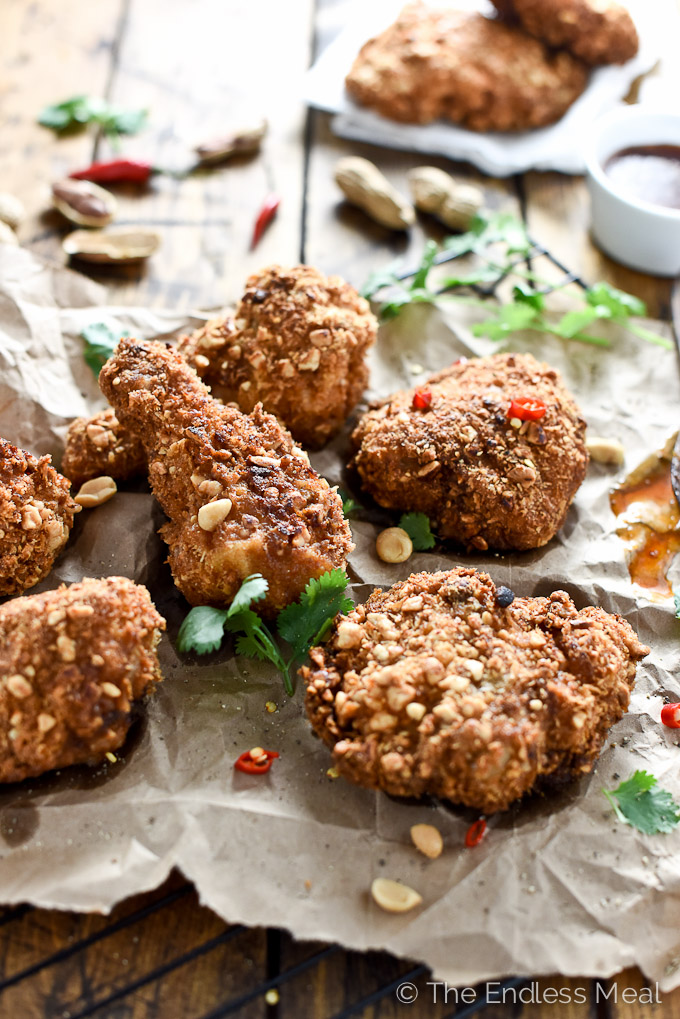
[1,0,678,1015]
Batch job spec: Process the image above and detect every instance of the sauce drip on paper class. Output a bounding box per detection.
[610,448,680,597]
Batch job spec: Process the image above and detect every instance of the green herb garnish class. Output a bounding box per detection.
[674,591,680,619]
[399,512,436,551]
[39,95,147,147]
[81,321,130,377]
[177,569,352,696]
[603,770,680,835]
[362,214,671,349]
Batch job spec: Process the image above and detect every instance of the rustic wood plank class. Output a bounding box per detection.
[604,967,680,1019]
[82,0,316,310]
[0,0,125,255]
[0,873,267,1019]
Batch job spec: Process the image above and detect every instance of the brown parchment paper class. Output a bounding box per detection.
[1,243,680,991]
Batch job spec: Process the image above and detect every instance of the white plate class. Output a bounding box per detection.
[304,0,665,176]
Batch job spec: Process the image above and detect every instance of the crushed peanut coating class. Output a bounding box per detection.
[179,265,377,448]
[491,0,638,65]
[61,406,145,487]
[352,353,588,552]
[99,339,352,614]
[0,438,79,596]
[304,568,649,813]
[0,576,165,783]
[345,3,588,131]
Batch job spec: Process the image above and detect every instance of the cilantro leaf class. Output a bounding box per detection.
[277,568,353,658]
[553,307,601,339]
[38,95,147,141]
[444,211,530,259]
[512,283,545,310]
[400,512,436,551]
[675,591,680,618]
[339,490,361,517]
[472,302,541,341]
[586,281,646,320]
[229,573,268,615]
[81,321,129,377]
[177,606,229,655]
[361,261,403,300]
[411,240,438,290]
[603,770,680,835]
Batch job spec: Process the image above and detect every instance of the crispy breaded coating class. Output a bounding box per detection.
[304,568,649,813]
[178,265,377,449]
[0,438,79,596]
[0,576,165,783]
[61,406,146,488]
[352,353,588,551]
[99,339,352,614]
[491,0,638,65]
[345,3,588,131]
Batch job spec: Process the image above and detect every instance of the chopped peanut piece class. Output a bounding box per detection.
[371,878,423,913]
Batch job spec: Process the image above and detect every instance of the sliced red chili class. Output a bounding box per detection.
[234,747,279,775]
[507,397,547,422]
[661,703,680,728]
[412,388,432,411]
[465,818,487,848]
[70,159,155,184]
[251,193,281,249]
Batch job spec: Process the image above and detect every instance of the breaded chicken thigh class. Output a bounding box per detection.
[0,438,80,596]
[304,568,649,813]
[179,265,377,448]
[345,3,588,131]
[0,576,165,783]
[352,353,588,551]
[99,339,352,614]
[491,0,638,65]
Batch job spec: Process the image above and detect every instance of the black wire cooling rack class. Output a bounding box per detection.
[0,239,671,1019]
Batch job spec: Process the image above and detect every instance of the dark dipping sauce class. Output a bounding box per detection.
[604,144,680,211]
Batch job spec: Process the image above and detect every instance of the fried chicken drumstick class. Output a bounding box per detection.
[99,339,352,614]
[0,576,165,783]
[304,568,649,813]
[0,438,79,596]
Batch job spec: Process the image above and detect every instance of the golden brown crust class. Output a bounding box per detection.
[0,438,79,596]
[0,576,165,783]
[178,265,377,449]
[351,353,588,551]
[491,0,638,65]
[61,406,146,487]
[99,339,353,615]
[304,568,649,813]
[345,3,589,131]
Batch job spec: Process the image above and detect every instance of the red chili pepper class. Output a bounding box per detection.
[234,747,279,775]
[465,818,487,848]
[69,159,155,184]
[661,703,680,728]
[507,397,547,422]
[412,388,432,411]
[251,193,280,249]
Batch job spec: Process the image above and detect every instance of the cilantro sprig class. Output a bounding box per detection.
[81,321,130,377]
[38,95,147,148]
[399,512,436,551]
[177,570,353,696]
[603,770,680,835]
[362,213,671,350]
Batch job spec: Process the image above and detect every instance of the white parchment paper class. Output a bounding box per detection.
[303,0,667,175]
[1,244,680,991]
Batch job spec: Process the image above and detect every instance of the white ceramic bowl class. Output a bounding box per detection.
[585,106,680,277]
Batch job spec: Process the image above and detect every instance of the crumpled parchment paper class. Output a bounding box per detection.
[1,244,680,991]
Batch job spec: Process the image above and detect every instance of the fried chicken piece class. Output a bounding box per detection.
[491,0,638,65]
[0,438,80,596]
[0,576,165,783]
[304,568,649,813]
[345,3,588,131]
[99,339,352,614]
[178,265,377,449]
[61,406,146,488]
[352,353,588,551]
